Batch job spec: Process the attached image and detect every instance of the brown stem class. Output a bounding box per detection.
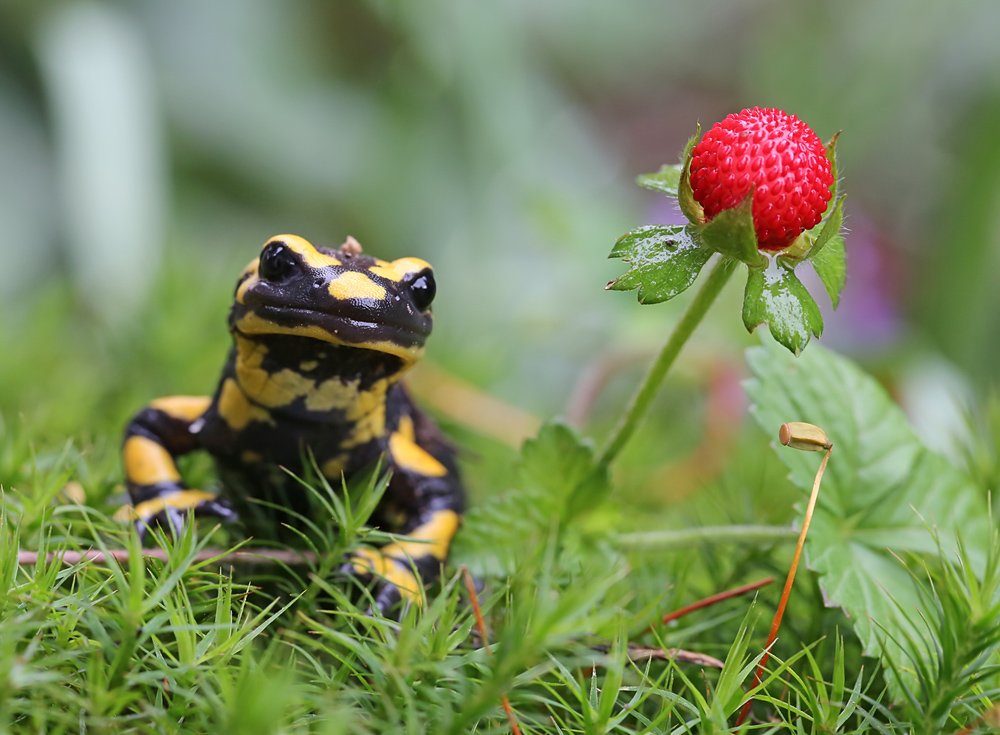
[644,576,775,635]
[736,443,833,727]
[461,566,523,735]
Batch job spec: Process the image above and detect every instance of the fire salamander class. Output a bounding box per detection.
[122,234,464,613]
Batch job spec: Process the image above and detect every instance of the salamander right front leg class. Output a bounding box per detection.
[123,396,237,541]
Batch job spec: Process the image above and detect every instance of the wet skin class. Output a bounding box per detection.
[122,235,464,613]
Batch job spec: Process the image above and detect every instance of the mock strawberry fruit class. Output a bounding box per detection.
[689,108,833,251]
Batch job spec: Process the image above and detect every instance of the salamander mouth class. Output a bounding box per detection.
[234,300,429,361]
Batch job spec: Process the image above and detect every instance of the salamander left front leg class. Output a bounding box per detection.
[346,430,464,615]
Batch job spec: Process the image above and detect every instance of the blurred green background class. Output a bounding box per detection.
[1,0,999,514]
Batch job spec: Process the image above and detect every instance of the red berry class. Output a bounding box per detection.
[688,108,834,251]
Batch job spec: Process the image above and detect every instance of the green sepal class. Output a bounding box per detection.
[607,225,711,304]
[636,164,682,197]
[677,125,703,223]
[825,131,841,202]
[811,232,847,309]
[681,124,701,162]
[742,261,824,356]
[696,190,767,268]
[807,195,845,257]
[805,195,847,308]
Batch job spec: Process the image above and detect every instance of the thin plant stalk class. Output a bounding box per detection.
[644,576,774,635]
[462,566,523,735]
[617,525,798,550]
[736,441,833,727]
[598,257,737,466]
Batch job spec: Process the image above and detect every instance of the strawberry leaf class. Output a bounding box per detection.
[637,164,682,197]
[520,421,609,523]
[742,262,823,355]
[451,421,609,576]
[745,339,990,702]
[696,190,767,268]
[607,225,711,304]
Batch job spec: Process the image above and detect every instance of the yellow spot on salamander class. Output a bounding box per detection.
[131,490,217,523]
[321,454,349,479]
[218,378,274,431]
[369,257,430,283]
[61,481,86,504]
[306,377,390,442]
[232,335,394,429]
[112,504,134,523]
[382,509,460,562]
[350,547,422,602]
[345,404,387,448]
[305,376,362,412]
[234,336,314,408]
[328,271,387,302]
[396,414,416,442]
[124,435,182,486]
[329,378,389,448]
[388,432,447,477]
[269,234,341,269]
[241,450,263,464]
[299,360,318,371]
[150,395,212,422]
[235,271,259,304]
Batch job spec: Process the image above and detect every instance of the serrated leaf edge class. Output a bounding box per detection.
[741,265,824,356]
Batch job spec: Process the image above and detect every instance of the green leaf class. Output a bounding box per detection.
[696,191,766,268]
[607,225,711,304]
[742,263,823,356]
[450,421,610,576]
[745,340,990,701]
[636,164,682,197]
[520,421,609,522]
[811,232,847,309]
[677,125,703,223]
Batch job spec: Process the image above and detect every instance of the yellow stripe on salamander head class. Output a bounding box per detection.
[267,234,341,269]
[328,271,387,302]
[369,257,431,283]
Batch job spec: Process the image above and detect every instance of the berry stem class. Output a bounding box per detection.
[735,440,833,727]
[598,256,737,466]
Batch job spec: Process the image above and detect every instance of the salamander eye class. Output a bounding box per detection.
[259,241,297,282]
[407,268,436,312]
